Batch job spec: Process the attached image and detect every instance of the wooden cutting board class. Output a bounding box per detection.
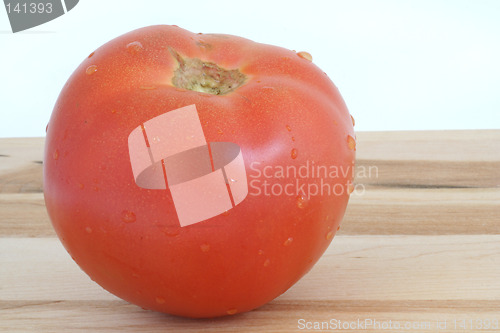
[1,130,499,332]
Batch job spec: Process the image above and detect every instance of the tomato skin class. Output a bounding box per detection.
[44,25,355,318]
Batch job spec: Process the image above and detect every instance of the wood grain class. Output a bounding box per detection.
[2,188,500,237]
[2,299,500,332]
[0,138,44,194]
[2,236,499,301]
[1,236,499,332]
[1,131,499,237]
[1,131,499,332]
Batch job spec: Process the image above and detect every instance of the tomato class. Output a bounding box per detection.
[44,25,355,318]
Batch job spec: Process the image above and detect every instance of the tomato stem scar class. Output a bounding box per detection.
[170,48,246,95]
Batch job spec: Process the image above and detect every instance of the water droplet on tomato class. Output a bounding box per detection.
[326,230,334,240]
[227,308,238,315]
[297,51,313,62]
[348,182,354,194]
[296,195,308,209]
[162,227,180,237]
[140,85,156,90]
[200,243,210,252]
[291,136,295,142]
[263,259,271,267]
[262,86,275,91]
[85,226,92,234]
[196,40,212,50]
[88,52,95,58]
[291,148,298,159]
[337,225,341,231]
[229,178,237,183]
[155,296,166,304]
[217,129,223,135]
[350,114,355,127]
[45,123,49,133]
[286,125,292,132]
[121,210,136,223]
[126,41,144,54]
[53,149,59,160]
[258,249,264,255]
[86,65,98,75]
[283,237,293,246]
[347,135,356,151]
[222,210,230,216]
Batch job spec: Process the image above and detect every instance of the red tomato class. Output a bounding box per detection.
[44,25,355,318]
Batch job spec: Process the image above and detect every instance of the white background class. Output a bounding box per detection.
[0,0,499,138]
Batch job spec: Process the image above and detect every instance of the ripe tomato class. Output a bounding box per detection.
[44,25,355,318]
